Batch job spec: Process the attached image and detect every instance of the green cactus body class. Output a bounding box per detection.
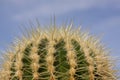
[0,24,117,80]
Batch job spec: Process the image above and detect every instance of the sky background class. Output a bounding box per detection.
[0,0,120,77]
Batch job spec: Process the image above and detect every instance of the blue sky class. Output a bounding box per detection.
[0,0,120,75]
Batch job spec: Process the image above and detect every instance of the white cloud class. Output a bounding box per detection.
[4,0,36,5]
[12,0,94,20]
[10,0,120,21]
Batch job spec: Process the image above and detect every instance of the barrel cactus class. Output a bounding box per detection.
[0,23,117,80]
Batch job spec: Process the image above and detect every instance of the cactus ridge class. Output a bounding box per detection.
[0,24,117,80]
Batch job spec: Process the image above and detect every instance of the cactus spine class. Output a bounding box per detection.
[0,23,117,80]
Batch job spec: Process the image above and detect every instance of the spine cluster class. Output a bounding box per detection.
[0,24,117,80]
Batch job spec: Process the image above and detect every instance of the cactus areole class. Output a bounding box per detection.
[0,23,117,80]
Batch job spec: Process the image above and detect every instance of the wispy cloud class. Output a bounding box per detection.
[8,0,120,21]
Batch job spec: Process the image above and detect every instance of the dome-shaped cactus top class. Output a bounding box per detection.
[0,23,117,80]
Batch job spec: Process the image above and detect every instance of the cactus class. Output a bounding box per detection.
[0,23,117,80]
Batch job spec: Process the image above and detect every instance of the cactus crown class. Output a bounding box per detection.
[0,23,117,80]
